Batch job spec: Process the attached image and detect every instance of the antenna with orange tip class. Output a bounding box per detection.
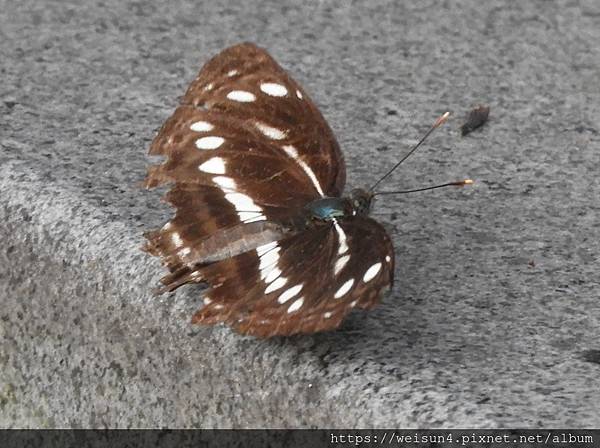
[370,111,451,192]
[375,179,474,196]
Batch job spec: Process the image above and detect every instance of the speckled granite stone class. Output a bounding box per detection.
[1,0,599,428]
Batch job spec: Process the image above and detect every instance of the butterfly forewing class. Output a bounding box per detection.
[146,42,345,198]
[182,43,345,197]
[146,106,319,205]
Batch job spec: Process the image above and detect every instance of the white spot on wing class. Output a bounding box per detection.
[282,144,325,196]
[203,297,212,305]
[255,122,286,140]
[190,121,214,132]
[212,176,236,191]
[277,284,303,304]
[296,89,303,99]
[323,311,332,319]
[260,82,288,97]
[282,144,299,159]
[238,212,266,223]
[195,136,224,150]
[334,278,354,299]
[179,247,191,256]
[265,276,287,294]
[225,192,265,223]
[257,241,278,257]
[204,82,214,91]
[385,255,391,263]
[333,220,349,255]
[258,244,281,279]
[199,157,226,174]
[265,267,281,284]
[171,232,183,247]
[260,264,278,281]
[227,69,238,77]
[225,192,262,212]
[227,90,255,102]
[363,262,382,283]
[287,297,304,313]
[334,254,350,275]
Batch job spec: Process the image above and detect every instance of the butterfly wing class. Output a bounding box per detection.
[144,43,346,290]
[145,42,345,198]
[192,216,395,337]
[181,42,345,197]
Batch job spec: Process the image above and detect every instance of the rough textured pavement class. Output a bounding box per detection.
[1,0,599,428]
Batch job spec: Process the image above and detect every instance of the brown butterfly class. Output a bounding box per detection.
[144,43,410,337]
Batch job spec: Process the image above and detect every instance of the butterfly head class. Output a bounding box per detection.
[350,188,374,216]
[304,190,373,223]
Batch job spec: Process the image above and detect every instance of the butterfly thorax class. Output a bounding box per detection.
[304,188,373,222]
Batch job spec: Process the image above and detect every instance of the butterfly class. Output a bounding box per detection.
[144,43,400,337]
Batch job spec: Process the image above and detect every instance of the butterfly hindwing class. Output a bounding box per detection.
[192,216,394,337]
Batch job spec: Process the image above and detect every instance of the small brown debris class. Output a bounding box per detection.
[461,105,490,136]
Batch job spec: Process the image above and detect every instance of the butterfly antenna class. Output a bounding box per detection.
[375,179,473,196]
[369,111,451,192]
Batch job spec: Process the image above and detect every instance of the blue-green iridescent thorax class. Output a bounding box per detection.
[306,197,351,221]
[305,188,374,222]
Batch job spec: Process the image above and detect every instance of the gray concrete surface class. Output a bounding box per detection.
[1,0,599,428]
